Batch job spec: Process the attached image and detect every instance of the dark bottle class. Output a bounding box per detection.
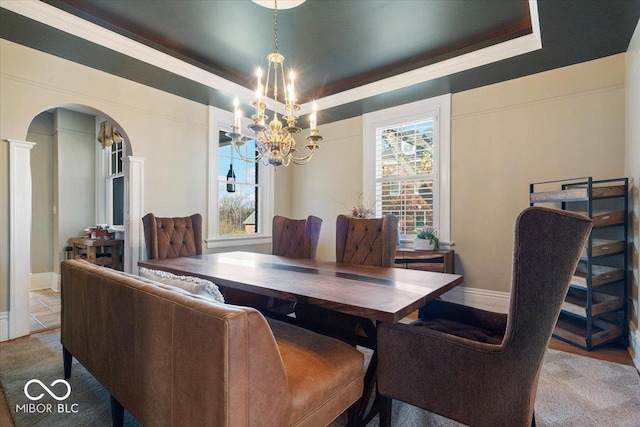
[226,164,236,193]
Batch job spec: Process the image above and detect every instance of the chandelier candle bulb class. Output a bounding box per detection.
[256,68,262,91]
[233,98,242,130]
[310,102,318,130]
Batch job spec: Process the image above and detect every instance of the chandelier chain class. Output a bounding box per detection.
[273,0,279,53]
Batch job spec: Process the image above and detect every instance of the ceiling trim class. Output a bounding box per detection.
[1,0,541,117]
[0,0,255,102]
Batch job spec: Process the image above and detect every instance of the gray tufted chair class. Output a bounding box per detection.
[377,207,593,427]
[272,215,323,259]
[142,213,202,260]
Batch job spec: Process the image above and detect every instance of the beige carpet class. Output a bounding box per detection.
[1,330,639,426]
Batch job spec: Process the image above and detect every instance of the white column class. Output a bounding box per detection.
[124,156,144,274]
[7,139,36,340]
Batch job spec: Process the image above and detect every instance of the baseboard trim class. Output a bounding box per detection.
[30,272,60,291]
[0,312,9,342]
[629,321,640,370]
[439,286,510,313]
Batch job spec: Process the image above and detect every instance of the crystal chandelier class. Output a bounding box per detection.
[227,0,322,167]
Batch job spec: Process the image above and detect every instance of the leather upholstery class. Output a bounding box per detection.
[61,259,364,426]
[272,215,322,259]
[142,213,202,260]
[377,207,593,427]
[336,214,398,267]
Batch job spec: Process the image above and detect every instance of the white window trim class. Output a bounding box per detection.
[106,173,125,232]
[206,105,274,249]
[363,94,451,244]
[96,118,125,232]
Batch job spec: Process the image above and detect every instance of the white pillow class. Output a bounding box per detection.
[139,267,225,303]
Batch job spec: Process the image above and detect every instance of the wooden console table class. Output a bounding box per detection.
[68,237,123,270]
[395,248,455,274]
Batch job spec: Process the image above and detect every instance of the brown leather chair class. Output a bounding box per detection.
[296,214,399,343]
[272,215,323,259]
[377,207,592,427]
[142,213,202,259]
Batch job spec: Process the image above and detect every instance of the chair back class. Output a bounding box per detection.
[142,213,202,260]
[335,214,398,267]
[505,207,592,356]
[272,215,323,259]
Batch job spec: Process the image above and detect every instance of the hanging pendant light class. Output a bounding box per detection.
[227,0,322,167]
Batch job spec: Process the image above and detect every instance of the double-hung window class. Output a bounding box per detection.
[107,139,125,230]
[206,106,274,248]
[96,121,125,232]
[363,95,451,243]
[217,132,260,235]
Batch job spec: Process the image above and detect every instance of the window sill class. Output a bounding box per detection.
[205,236,272,249]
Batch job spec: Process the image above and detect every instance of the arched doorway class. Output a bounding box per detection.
[7,104,144,339]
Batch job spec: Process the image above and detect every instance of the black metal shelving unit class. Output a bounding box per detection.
[530,177,629,350]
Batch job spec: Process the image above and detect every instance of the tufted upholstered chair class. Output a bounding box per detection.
[296,214,399,343]
[142,213,202,260]
[272,215,323,259]
[225,215,324,314]
[335,214,398,266]
[377,207,592,427]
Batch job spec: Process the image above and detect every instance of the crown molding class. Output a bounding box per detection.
[1,0,541,116]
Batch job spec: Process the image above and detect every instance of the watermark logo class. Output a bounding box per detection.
[15,378,79,415]
[24,379,71,401]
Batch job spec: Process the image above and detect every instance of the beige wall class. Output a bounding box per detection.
[0,40,260,312]
[452,54,626,292]
[28,113,54,274]
[290,117,364,261]
[291,55,627,295]
[0,37,632,313]
[626,20,640,356]
[53,109,97,273]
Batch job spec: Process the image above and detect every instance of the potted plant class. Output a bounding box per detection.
[414,227,439,251]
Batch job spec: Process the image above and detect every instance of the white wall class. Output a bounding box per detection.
[625,20,640,366]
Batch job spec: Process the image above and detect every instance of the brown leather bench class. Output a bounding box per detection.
[61,259,364,426]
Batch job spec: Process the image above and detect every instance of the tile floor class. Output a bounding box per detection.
[30,289,61,332]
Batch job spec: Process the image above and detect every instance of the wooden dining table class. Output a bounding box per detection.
[138,251,464,424]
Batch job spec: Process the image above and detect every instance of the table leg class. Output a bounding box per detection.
[111,244,120,270]
[87,247,97,265]
[355,318,380,426]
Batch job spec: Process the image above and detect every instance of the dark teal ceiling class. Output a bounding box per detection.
[1,0,639,124]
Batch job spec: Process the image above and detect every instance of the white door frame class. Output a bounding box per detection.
[2,142,144,341]
[5,139,35,340]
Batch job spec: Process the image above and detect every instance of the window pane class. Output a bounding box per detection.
[218,131,260,237]
[111,141,123,175]
[218,183,257,235]
[112,176,124,226]
[378,178,434,235]
[376,120,433,179]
